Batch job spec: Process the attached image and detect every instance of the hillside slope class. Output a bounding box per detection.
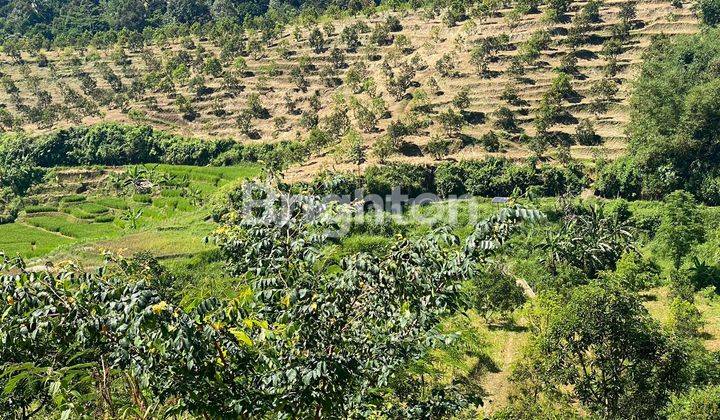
[0,1,699,179]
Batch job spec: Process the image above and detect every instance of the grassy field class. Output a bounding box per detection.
[0,223,75,259]
[0,164,261,262]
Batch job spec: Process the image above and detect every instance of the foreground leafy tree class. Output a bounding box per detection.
[212,183,477,416]
[0,253,262,418]
[212,184,546,416]
[513,283,690,419]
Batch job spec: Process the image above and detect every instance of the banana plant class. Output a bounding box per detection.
[184,187,203,207]
[122,208,143,229]
[121,166,149,192]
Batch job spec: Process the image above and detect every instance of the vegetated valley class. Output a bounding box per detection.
[1,0,720,418]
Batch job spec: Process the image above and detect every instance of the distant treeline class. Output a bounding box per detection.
[0,123,305,168]
[0,0,380,48]
[0,122,589,201]
[299,159,587,199]
[0,122,305,202]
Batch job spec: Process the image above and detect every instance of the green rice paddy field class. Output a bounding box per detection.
[0,164,261,262]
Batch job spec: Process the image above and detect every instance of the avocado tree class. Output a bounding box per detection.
[520,283,688,419]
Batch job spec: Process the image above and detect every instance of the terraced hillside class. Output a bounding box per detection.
[0,1,699,179]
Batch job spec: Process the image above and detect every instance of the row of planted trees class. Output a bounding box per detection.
[0,0,635,161]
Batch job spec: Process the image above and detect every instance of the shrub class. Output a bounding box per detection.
[385,15,402,32]
[308,27,325,53]
[492,107,517,132]
[574,119,601,145]
[0,161,46,195]
[481,131,501,152]
[133,194,152,204]
[364,163,433,198]
[437,108,464,137]
[452,88,471,110]
[471,266,526,320]
[463,158,513,197]
[306,128,332,151]
[61,194,86,203]
[668,298,704,338]
[604,251,661,292]
[24,205,58,213]
[370,23,391,46]
[595,157,643,199]
[425,136,457,160]
[699,0,720,26]
[538,163,586,196]
[337,130,365,166]
[306,171,364,197]
[372,135,395,163]
[666,386,720,419]
[434,163,467,198]
[500,84,522,106]
[545,0,571,22]
[656,190,705,269]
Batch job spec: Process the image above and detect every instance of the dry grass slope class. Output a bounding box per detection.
[0,1,699,180]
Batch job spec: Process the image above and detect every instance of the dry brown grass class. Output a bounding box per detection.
[0,1,699,180]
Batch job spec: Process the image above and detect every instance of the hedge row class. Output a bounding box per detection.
[0,123,305,168]
[301,158,587,199]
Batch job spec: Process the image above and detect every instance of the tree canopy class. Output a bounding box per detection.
[598,29,720,203]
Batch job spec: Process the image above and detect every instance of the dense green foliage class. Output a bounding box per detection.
[0,123,304,168]
[597,29,720,203]
[0,123,302,223]
[2,2,720,418]
[302,158,586,199]
[665,385,720,419]
[1,0,271,44]
[0,184,546,417]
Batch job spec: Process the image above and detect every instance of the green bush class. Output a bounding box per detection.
[133,194,152,204]
[595,157,642,200]
[305,171,363,197]
[0,123,304,171]
[435,163,467,198]
[364,163,433,198]
[93,214,116,223]
[24,205,58,213]
[698,0,720,26]
[619,30,720,202]
[668,298,704,338]
[665,386,720,419]
[61,194,86,203]
[604,251,661,292]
